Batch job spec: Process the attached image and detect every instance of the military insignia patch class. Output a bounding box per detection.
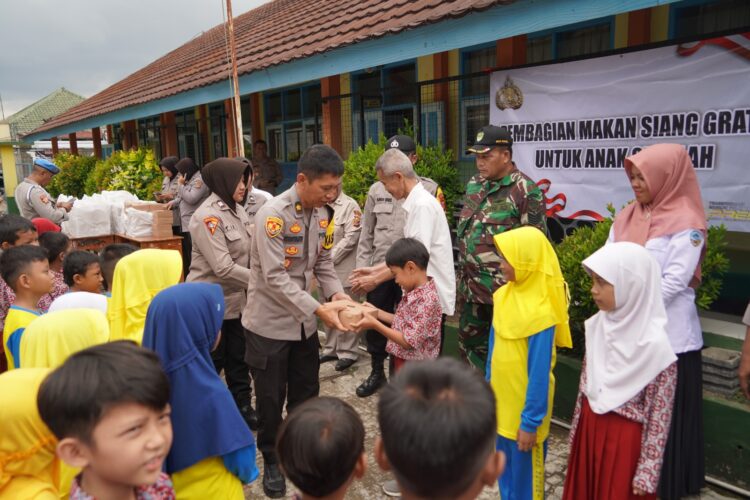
[285,246,299,256]
[265,216,283,238]
[283,258,292,269]
[40,194,49,204]
[353,210,362,228]
[690,230,703,247]
[290,222,302,234]
[203,216,220,235]
[319,219,329,229]
[476,131,484,142]
[294,202,303,215]
[322,217,335,250]
[390,140,399,148]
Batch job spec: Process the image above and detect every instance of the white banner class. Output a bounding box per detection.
[490,33,750,232]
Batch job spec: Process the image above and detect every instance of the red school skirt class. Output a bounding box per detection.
[563,398,656,500]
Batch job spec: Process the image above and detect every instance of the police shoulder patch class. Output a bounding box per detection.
[265,216,283,238]
[689,230,703,247]
[203,216,220,235]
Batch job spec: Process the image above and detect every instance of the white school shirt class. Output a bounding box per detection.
[608,227,704,354]
[402,182,456,315]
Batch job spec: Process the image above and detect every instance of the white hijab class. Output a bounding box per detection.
[48,292,108,315]
[582,242,676,414]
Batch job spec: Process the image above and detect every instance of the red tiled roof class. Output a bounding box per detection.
[32,0,512,134]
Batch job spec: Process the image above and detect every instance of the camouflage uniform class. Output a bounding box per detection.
[456,166,546,371]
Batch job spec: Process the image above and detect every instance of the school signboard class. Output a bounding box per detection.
[489,33,750,232]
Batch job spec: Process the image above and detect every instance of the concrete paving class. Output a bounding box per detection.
[244,353,736,499]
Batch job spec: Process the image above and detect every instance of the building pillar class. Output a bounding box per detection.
[92,127,102,158]
[496,35,527,68]
[250,93,262,148]
[68,132,78,155]
[122,120,137,150]
[51,137,59,155]
[225,98,238,157]
[161,113,178,156]
[628,8,651,46]
[321,76,342,155]
[197,105,210,164]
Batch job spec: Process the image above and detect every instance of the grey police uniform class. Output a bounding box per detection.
[15,178,68,224]
[321,191,362,361]
[242,184,343,461]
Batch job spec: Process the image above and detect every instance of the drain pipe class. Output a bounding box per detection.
[550,419,750,498]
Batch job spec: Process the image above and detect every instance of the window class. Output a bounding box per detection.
[461,45,496,97]
[176,110,201,161]
[138,117,162,159]
[673,0,750,38]
[208,104,227,160]
[264,84,322,162]
[526,19,613,63]
[459,45,496,157]
[527,36,553,64]
[384,64,416,107]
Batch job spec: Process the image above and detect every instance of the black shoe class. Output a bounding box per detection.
[335,358,356,371]
[239,405,259,431]
[356,368,386,397]
[320,354,338,363]
[263,462,286,498]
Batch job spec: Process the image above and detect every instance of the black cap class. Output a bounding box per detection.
[466,125,512,154]
[385,135,416,153]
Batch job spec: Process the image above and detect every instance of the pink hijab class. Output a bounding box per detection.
[613,143,707,282]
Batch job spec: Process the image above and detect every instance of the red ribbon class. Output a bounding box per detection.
[676,33,750,61]
[536,178,604,221]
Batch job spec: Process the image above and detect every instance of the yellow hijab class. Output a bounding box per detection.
[20,310,109,369]
[107,249,182,345]
[492,227,572,347]
[0,368,59,500]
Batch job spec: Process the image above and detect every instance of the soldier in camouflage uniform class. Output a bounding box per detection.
[456,125,546,371]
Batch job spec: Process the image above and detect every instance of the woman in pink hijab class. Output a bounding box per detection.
[609,143,707,500]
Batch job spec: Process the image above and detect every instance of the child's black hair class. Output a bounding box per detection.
[99,243,138,291]
[0,214,36,245]
[39,231,70,264]
[385,237,430,270]
[37,341,170,444]
[0,245,49,290]
[276,396,365,497]
[297,144,344,181]
[62,250,100,287]
[377,358,497,499]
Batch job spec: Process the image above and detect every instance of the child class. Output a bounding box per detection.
[276,396,366,500]
[488,226,572,500]
[99,243,137,295]
[1,245,52,369]
[376,358,505,499]
[107,249,182,344]
[38,231,72,312]
[563,242,677,500]
[37,341,175,499]
[0,367,58,499]
[63,250,104,294]
[352,238,443,371]
[142,283,258,498]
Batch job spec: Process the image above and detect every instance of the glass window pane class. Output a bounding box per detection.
[285,89,301,120]
[527,35,553,64]
[464,102,488,150]
[674,0,750,38]
[303,86,321,118]
[267,92,283,123]
[557,23,611,59]
[383,108,414,139]
[268,128,283,161]
[285,122,303,162]
[462,46,495,97]
[384,64,416,106]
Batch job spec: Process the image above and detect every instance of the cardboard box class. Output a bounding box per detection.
[126,202,173,238]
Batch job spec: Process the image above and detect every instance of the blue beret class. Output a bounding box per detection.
[33,158,60,174]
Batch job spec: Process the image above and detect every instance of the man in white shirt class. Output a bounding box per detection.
[351,148,455,318]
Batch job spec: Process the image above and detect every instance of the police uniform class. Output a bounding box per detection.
[457,126,546,371]
[242,184,342,463]
[187,192,255,417]
[159,175,181,228]
[175,171,210,272]
[15,159,68,224]
[355,176,441,368]
[321,191,362,362]
[252,156,283,195]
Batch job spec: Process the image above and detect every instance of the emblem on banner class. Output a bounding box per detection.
[495,76,524,111]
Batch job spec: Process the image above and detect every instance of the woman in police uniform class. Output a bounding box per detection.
[172,157,210,272]
[187,157,258,430]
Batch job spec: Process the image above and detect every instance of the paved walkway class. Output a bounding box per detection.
[244,354,736,499]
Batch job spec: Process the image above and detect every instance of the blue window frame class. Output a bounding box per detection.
[526,17,614,64]
[264,84,322,162]
[670,0,750,39]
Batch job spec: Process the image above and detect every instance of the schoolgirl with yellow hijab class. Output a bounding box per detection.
[488,226,571,500]
[107,249,182,344]
[0,367,59,499]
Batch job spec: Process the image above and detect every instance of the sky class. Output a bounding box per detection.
[0,0,271,118]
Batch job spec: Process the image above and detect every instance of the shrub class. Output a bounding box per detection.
[342,136,386,208]
[47,153,97,199]
[84,148,163,200]
[555,204,729,358]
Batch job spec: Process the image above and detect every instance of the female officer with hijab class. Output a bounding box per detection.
[170,157,210,271]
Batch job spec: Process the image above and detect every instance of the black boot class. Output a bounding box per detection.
[239,404,259,431]
[262,461,286,498]
[356,358,386,397]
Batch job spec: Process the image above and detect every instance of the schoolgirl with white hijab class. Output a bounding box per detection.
[563,242,677,500]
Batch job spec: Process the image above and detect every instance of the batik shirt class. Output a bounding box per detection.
[69,472,175,499]
[387,278,443,361]
[457,168,545,304]
[37,270,69,313]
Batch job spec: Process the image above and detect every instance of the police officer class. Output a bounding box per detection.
[187,157,259,431]
[242,144,350,498]
[15,158,72,224]
[169,157,210,272]
[234,157,269,226]
[319,185,363,371]
[457,125,546,371]
[350,134,443,398]
[252,139,284,194]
